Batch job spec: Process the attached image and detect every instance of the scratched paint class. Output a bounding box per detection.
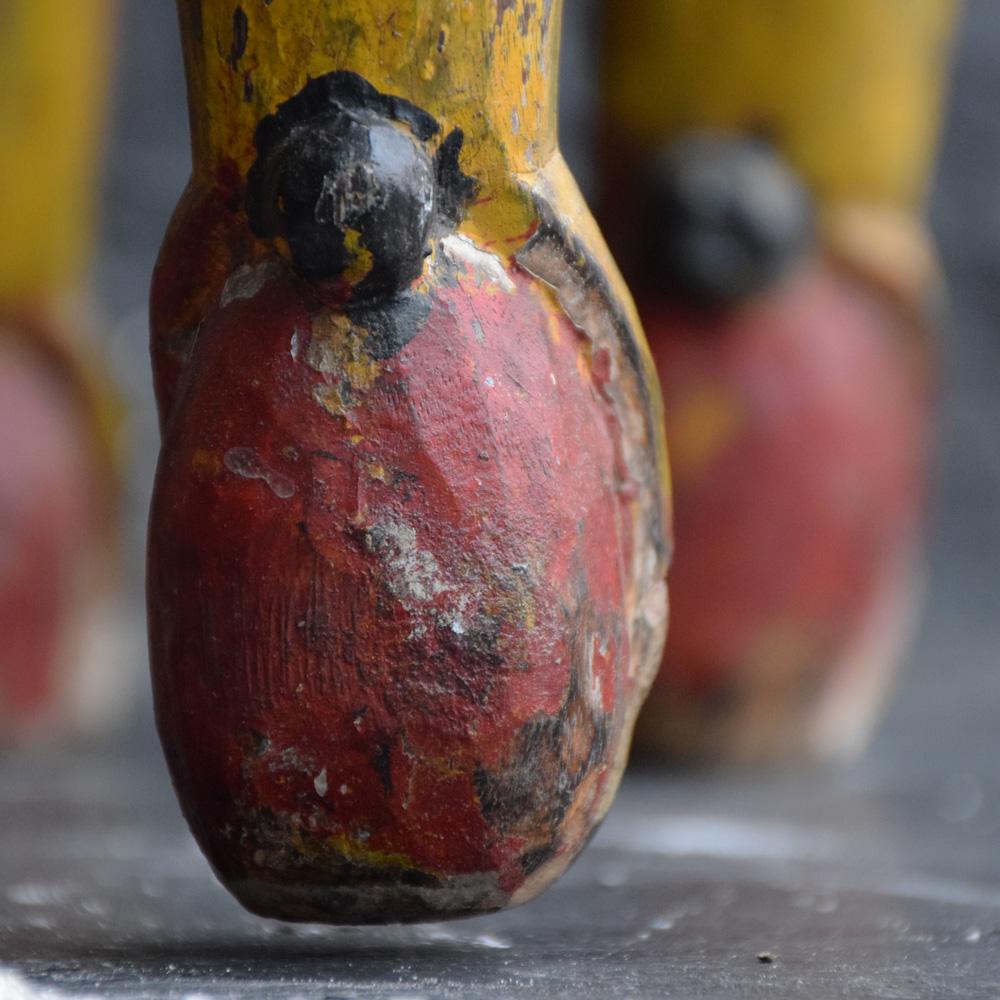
[149,0,670,922]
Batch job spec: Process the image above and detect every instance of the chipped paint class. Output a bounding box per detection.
[220,259,284,307]
[223,447,295,499]
[440,235,514,292]
[150,0,670,924]
[313,768,328,797]
[365,520,449,604]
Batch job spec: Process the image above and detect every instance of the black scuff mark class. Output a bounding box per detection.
[435,129,480,229]
[495,0,518,28]
[519,843,556,875]
[348,291,433,360]
[372,738,394,794]
[518,1,537,36]
[228,6,249,68]
[473,602,611,870]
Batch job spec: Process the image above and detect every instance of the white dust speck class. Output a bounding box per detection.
[473,933,512,950]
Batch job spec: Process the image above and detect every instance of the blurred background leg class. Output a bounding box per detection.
[0,0,128,746]
[600,0,958,765]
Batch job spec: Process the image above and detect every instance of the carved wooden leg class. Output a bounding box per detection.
[148,0,670,923]
[0,0,123,746]
[600,0,956,765]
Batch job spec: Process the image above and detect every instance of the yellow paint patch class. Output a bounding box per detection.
[312,383,350,420]
[342,228,375,286]
[308,311,381,395]
[191,447,221,476]
[281,826,421,874]
[667,384,744,482]
[180,0,563,246]
[546,311,563,347]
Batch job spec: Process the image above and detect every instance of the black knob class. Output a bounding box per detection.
[247,71,476,301]
[643,131,814,306]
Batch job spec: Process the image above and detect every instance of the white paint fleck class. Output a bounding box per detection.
[365,520,449,603]
[313,768,328,797]
[290,329,303,361]
[339,784,350,795]
[220,259,284,307]
[966,927,983,943]
[440,234,514,292]
[224,447,296,500]
[511,109,520,134]
[484,376,495,388]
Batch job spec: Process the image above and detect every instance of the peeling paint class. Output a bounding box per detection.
[223,447,295,499]
[365,520,449,604]
[313,768,328,797]
[149,0,670,927]
[219,260,284,307]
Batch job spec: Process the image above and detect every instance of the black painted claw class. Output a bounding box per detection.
[247,71,478,299]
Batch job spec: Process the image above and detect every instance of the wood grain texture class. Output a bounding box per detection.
[149,0,670,922]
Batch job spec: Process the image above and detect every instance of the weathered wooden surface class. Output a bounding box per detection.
[2,0,998,995]
[148,0,669,922]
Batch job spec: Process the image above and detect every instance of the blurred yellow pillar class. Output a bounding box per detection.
[0,0,125,745]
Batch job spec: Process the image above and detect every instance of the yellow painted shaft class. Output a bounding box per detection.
[179,0,563,242]
[604,0,957,208]
[0,0,114,302]
[175,0,669,522]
